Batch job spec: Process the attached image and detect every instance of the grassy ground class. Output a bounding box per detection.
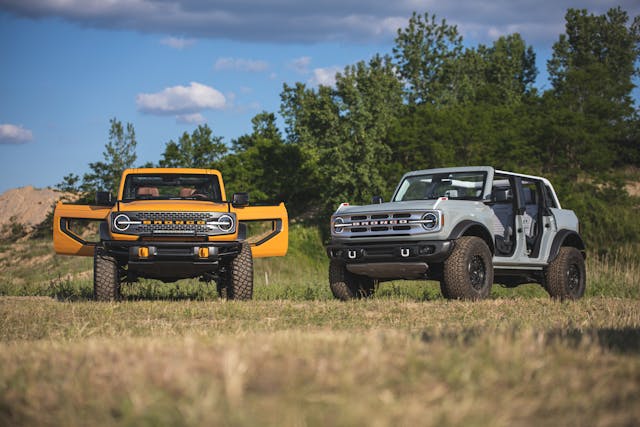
[2,298,639,426]
[1,225,639,426]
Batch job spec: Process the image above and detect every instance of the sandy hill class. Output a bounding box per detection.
[0,186,74,231]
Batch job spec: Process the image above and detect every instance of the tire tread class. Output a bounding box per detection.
[94,246,120,301]
[224,242,253,300]
[442,236,493,300]
[545,246,586,300]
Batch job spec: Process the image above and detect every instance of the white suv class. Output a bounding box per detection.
[326,166,586,300]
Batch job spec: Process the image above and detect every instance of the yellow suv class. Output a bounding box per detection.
[53,168,288,300]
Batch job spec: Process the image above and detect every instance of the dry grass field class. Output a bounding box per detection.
[1,227,639,426]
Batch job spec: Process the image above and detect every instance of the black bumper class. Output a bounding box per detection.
[102,240,242,281]
[326,240,454,264]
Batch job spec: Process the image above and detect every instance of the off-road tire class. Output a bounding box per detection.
[221,242,253,300]
[94,246,121,301]
[442,236,493,300]
[545,247,586,300]
[329,259,375,301]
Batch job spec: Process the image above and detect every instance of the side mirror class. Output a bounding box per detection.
[372,195,384,204]
[232,192,250,208]
[95,191,115,206]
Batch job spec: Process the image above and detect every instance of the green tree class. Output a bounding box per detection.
[392,12,463,104]
[222,112,304,209]
[82,118,137,194]
[483,34,538,103]
[55,173,81,193]
[280,55,403,218]
[547,7,640,170]
[388,101,537,176]
[281,82,343,216]
[159,124,227,168]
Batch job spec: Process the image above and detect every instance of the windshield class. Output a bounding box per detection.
[393,171,486,201]
[122,174,222,202]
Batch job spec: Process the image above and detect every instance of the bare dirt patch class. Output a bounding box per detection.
[0,186,74,231]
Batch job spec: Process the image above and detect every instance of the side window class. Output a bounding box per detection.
[491,174,514,202]
[521,180,540,207]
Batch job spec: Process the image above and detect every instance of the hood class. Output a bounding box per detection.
[334,200,443,215]
[116,200,229,212]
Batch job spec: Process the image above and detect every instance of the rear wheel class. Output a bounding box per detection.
[329,260,375,301]
[220,242,253,300]
[94,246,121,301]
[545,247,586,300]
[442,236,493,300]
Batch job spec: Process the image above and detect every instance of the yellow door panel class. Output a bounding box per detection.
[233,203,288,258]
[53,202,112,256]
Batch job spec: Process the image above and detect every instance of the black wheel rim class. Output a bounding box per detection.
[469,255,486,290]
[567,264,581,295]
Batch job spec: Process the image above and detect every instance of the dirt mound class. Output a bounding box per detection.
[0,186,75,232]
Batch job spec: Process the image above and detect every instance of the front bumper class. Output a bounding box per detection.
[326,240,454,280]
[326,240,453,263]
[102,240,242,281]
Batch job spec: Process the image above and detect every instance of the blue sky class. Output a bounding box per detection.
[0,0,638,193]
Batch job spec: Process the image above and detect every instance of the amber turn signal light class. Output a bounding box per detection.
[138,247,149,258]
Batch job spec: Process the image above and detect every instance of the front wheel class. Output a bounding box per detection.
[329,260,376,301]
[545,247,586,300]
[442,236,493,300]
[94,246,121,301]
[219,242,253,300]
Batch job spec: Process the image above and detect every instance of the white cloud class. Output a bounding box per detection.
[290,56,311,74]
[0,124,33,144]
[160,36,196,49]
[136,82,226,116]
[1,1,638,45]
[176,113,206,124]
[214,57,269,72]
[309,66,342,87]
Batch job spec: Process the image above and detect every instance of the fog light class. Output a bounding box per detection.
[138,247,149,258]
[198,247,209,258]
[419,246,435,255]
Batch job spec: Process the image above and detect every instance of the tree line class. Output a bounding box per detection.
[59,7,640,247]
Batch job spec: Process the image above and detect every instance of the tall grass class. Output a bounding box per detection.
[587,245,640,298]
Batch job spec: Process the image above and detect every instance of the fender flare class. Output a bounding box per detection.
[447,220,494,253]
[548,229,586,262]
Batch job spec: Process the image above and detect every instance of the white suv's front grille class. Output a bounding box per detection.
[333,211,441,237]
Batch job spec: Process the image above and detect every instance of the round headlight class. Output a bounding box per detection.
[421,212,438,231]
[217,214,234,232]
[333,217,344,234]
[113,213,131,232]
